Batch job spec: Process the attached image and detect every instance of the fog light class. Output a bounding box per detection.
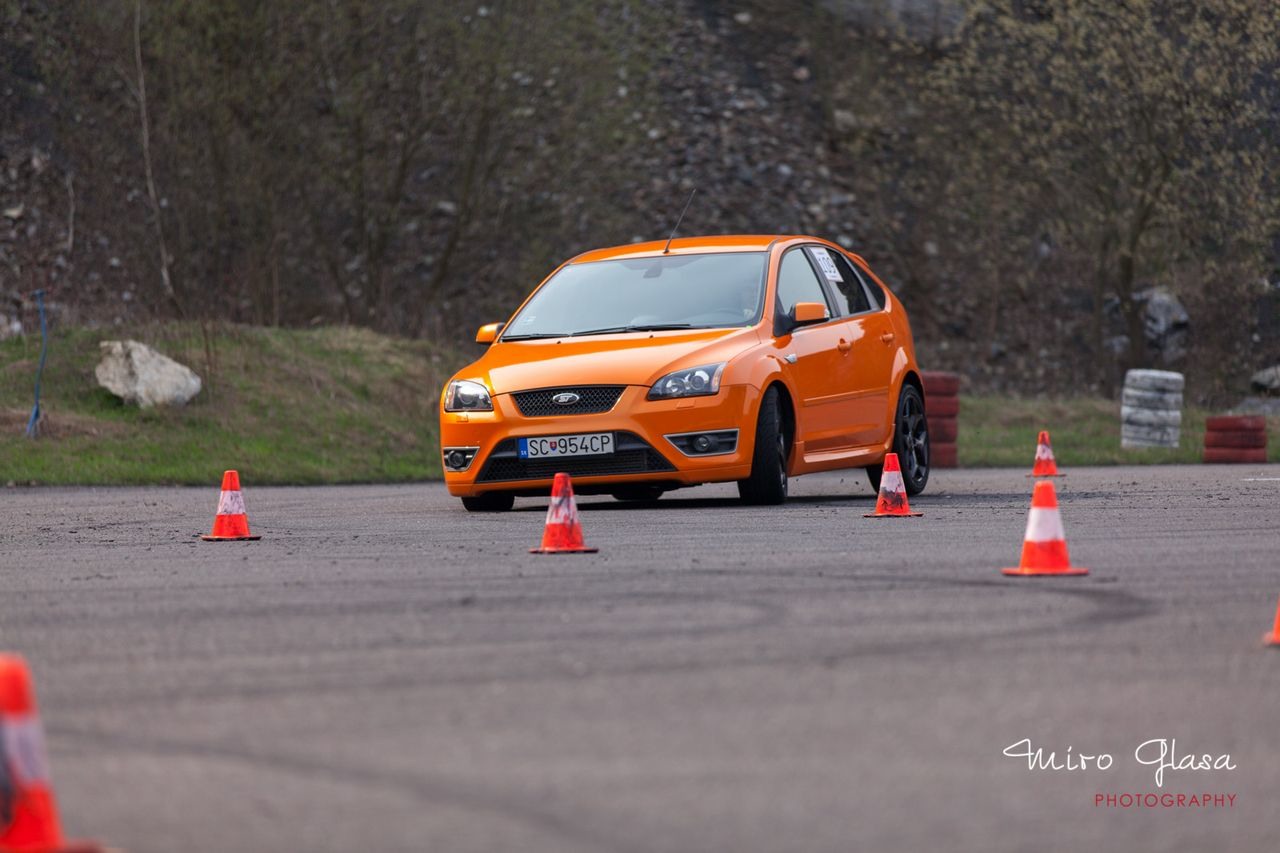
[442,446,479,472]
[664,429,739,457]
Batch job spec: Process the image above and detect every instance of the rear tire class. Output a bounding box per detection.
[865,384,930,496]
[738,387,789,505]
[1205,415,1265,432]
[461,493,515,512]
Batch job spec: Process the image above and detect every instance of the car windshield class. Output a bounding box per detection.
[501,252,767,340]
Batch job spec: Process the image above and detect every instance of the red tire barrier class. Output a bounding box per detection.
[929,416,958,443]
[921,372,961,461]
[1203,430,1267,449]
[1202,447,1267,464]
[931,442,957,468]
[922,371,960,396]
[1205,415,1265,432]
[926,395,959,417]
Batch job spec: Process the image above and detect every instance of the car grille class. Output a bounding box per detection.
[476,432,676,483]
[511,385,625,417]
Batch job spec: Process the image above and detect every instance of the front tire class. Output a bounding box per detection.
[461,493,516,512]
[865,384,930,496]
[738,386,789,505]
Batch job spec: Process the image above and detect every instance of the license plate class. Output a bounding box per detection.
[518,432,615,459]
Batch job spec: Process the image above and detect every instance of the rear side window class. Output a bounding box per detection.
[806,246,872,316]
[850,260,887,310]
[776,249,831,315]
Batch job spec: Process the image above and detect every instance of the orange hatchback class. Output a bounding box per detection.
[439,235,931,511]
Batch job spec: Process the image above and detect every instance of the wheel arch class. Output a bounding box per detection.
[900,368,923,401]
[767,379,796,443]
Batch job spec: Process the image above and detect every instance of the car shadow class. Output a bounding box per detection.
[512,494,877,512]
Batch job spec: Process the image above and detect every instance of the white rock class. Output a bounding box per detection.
[1250,365,1280,393]
[1135,287,1189,363]
[95,340,202,408]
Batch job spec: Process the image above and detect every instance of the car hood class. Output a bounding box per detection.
[465,327,760,393]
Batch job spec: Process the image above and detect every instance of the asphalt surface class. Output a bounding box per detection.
[3,466,1279,852]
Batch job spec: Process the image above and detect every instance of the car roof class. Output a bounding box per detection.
[570,235,816,264]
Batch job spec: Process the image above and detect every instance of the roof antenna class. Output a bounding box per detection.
[662,188,697,254]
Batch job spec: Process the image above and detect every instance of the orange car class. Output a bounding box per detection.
[439,235,930,511]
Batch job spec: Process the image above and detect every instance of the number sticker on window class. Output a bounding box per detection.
[811,248,843,283]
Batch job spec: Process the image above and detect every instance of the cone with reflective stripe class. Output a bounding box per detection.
[1028,430,1065,478]
[1002,481,1088,576]
[200,470,261,541]
[864,453,923,518]
[531,473,597,554]
[1263,596,1280,646]
[0,655,106,853]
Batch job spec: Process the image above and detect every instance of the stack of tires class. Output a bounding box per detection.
[1203,415,1268,464]
[922,371,959,468]
[1121,369,1184,449]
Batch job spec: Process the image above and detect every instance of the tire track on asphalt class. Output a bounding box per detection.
[38,577,1157,710]
[51,724,650,853]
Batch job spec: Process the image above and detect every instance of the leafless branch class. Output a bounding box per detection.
[63,172,74,255]
[133,0,182,316]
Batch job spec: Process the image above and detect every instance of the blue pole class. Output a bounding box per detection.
[25,289,48,439]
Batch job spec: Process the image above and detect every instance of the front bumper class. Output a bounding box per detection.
[440,384,761,496]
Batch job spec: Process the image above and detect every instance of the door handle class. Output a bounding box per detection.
[880,332,896,345]
[836,338,852,353]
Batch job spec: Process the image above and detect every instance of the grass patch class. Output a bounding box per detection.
[4,327,1275,484]
[1,323,461,485]
[959,395,1279,466]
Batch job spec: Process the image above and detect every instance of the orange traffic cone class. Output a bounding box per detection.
[1002,481,1088,577]
[200,470,261,541]
[0,655,106,853]
[864,453,923,518]
[1028,430,1065,477]
[531,473,597,554]
[1263,596,1280,646]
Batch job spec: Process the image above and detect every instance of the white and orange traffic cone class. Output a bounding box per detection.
[864,453,923,518]
[200,470,262,541]
[1002,480,1088,577]
[0,655,107,853]
[531,473,597,554]
[1263,596,1280,647]
[1028,430,1065,477]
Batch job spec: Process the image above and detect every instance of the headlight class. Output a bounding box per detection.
[444,379,493,412]
[648,363,726,400]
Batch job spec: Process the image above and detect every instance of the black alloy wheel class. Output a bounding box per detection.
[738,386,789,505]
[865,384,930,496]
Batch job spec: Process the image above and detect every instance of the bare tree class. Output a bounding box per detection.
[131,0,182,316]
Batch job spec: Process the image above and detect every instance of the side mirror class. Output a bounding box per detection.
[475,322,505,344]
[792,302,828,325]
[778,301,829,335]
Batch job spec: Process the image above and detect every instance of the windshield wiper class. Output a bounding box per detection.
[569,323,695,337]
[500,332,571,341]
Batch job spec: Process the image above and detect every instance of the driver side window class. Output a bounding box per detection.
[776,249,830,316]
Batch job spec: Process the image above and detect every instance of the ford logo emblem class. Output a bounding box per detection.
[551,392,581,406]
